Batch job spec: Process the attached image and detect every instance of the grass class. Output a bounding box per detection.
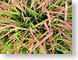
[0,0,72,54]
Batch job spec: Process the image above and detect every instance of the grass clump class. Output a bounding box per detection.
[0,0,72,54]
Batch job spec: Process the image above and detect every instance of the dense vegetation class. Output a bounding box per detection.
[0,0,72,54]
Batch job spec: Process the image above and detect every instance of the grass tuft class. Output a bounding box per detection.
[0,0,72,54]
